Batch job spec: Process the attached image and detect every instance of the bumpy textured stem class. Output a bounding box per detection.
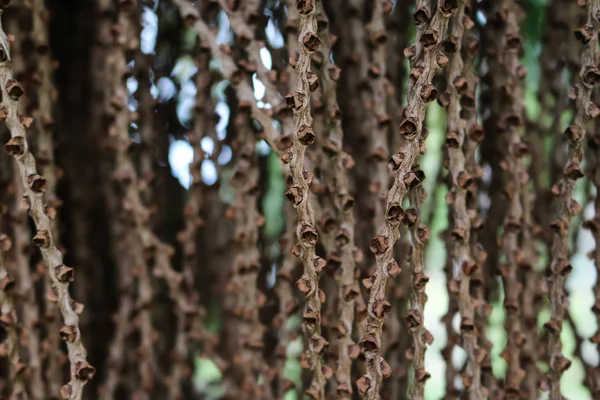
[134,43,159,400]
[0,215,25,397]
[227,96,267,399]
[357,2,455,399]
[495,1,528,396]
[271,3,301,398]
[365,0,391,238]
[545,1,600,398]
[218,3,273,397]
[443,1,483,398]
[101,1,152,396]
[0,9,94,400]
[284,1,327,398]
[177,30,213,398]
[31,0,65,395]
[460,4,494,395]
[586,99,600,398]
[4,14,45,399]
[314,4,359,397]
[274,205,302,398]
[532,0,580,244]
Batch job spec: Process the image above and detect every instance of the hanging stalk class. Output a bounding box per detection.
[2,12,46,400]
[326,0,371,257]
[269,3,302,398]
[314,4,360,398]
[133,9,165,392]
[30,0,65,395]
[175,32,214,400]
[459,3,496,396]
[273,205,302,398]
[544,1,600,398]
[384,3,413,396]
[309,51,339,400]
[525,3,580,397]
[357,2,456,399]
[485,0,529,397]
[217,3,274,397]
[364,9,404,390]
[99,1,158,397]
[478,0,506,306]
[584,113,600,395]
[282,1,329,397]
[532,0,580,241]
[441,0,484,398]
[0,213,25,398]
[227,85,268,400]
[0,8,94,400]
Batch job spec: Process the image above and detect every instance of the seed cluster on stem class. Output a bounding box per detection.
[440,0,485,397]
[544,0,600,398]
[314,4,360,397]
[357,2,456,399]
[284,1,327,398]
[0,8,94,400]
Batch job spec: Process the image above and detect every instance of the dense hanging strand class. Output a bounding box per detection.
[441,0,484,398]
[585,94,600,397]
[0,211,24,398]
[285,1,327,397]
[496,0,528,396]
[544,1,600,398]
[31,0,65,395]
[0,8,94,400]
[357,2,456,399]
[314,4,360,397]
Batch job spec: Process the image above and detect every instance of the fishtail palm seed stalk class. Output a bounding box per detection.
[284,1,327,397]
[364,2,407,398]
[133,49,159,400]
[328,0,371,257]
[309,37,338,400]
[478,0,506,307]
[544,0,600,398]
[383,4,413,393]
[270,3,302,398]
[365,0,392,237]
[441,0,484,398]
[314,4,360,398]
[100,1,158,397]
[218,4,275,398]
[532,0,580,239]
[584,112,600,397]
[357,1,456,399]
[0,8,95,400]
[31,0,65,395]
[176,31,214,399]
[4,11,46,399]
[0,214,24,397]
[490,0,528,397]
[460,3,494,394]
[227,74,269,400]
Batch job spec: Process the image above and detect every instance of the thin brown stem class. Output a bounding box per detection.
[357,2,456,399]
[0,8,94,400]
[0,209,25,398]
[442,1,483,398]
[544,1,600,398]
[283,1,327,397]
[314,4,360,398]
